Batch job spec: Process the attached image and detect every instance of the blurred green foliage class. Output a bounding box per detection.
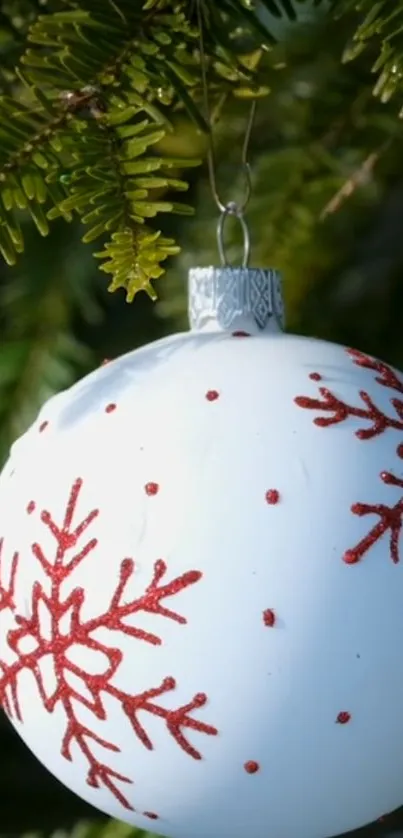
[18,819,158,838]
[1,2,403,837]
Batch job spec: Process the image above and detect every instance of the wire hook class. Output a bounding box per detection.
[196,0,257,219]
[209,101,256,215]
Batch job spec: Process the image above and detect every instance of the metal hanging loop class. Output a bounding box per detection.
[217,202,250,267]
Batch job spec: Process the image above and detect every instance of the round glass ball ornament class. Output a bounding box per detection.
[0,266,403,838]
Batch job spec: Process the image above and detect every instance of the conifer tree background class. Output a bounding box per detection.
[1,1,403,837]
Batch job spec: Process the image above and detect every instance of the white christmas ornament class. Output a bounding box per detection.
[0,266,403,838]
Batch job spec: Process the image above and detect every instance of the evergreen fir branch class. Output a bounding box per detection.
[44,108,200,300]
[0,0,332,299]
[0,0,274,298]
[338,0,403,106]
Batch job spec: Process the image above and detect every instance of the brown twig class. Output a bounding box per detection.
[320,140,391,221]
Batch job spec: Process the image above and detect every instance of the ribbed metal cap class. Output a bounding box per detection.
[188,266,285,334]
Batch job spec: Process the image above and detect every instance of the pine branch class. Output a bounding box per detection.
[0,0,274,300]
[339,0,403,107]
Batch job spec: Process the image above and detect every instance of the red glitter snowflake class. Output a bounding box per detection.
[295,349,403,564]
[0,479,218,811]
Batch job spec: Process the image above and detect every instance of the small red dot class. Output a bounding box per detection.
[39,421,48,433]
[244,760,259,774]
[105,403,116,413]
[145,482,159,496]
[336,711,351,724]
[343,550,359,565]
[398,443,403,459]
[263,609,276,627]
[265,489,280,505]
[143,812,159,820]
[27,501,35,514]
[232,331,251,337]
[309,372,322,381]
[206,389,219,401]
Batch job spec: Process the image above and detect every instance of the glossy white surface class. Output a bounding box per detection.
[0,329,402,838]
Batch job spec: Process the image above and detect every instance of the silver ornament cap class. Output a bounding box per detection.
[188,266,285,334]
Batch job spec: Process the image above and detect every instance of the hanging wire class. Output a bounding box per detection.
[196,0,256,266]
